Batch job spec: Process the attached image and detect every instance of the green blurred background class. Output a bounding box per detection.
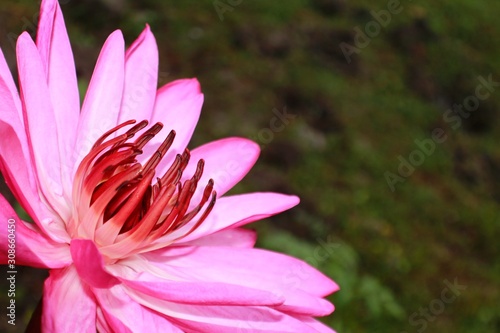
[1,0,499,332]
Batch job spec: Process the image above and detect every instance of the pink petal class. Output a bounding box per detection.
[0,131,67,241]
[70,239,119,289]
[0,194,71,269]
[297,316,337,333]
[0,47,22,121]
[94,284,182,333]
[143,246,338,317]
[180,228,257,248]
[16,32,70,220]
[274,290,334,317]
[0,53,68,240]
[118,25,158,124]
[37,0,79,195]
[0,48,38,219]
[120,271,284,306]
[182,137,260,205]
[74,30,125,170]
[144,78,203,169]
[0,48,26,166]
[126,288,320,333]
[42,266,97,333]
[96,307,115,333]
[176,192,299,243]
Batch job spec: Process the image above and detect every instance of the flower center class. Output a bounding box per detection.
[69,120,216,259]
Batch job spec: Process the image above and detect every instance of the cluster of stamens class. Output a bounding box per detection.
[69,120,216,259]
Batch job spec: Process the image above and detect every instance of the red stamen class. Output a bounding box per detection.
[72,120,217,253]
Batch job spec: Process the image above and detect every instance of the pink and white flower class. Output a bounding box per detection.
[0,0,338,331]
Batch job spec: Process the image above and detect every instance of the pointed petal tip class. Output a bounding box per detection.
[16,31,34,49]
[285,193,300,207]
[217,136,261,158]
[319,277,340,299]
[129,23,157,52]
[186,78,202,93]
[110,29,125,41]
[159,77,203,96]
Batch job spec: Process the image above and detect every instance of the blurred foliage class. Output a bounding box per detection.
[1,0,500,332]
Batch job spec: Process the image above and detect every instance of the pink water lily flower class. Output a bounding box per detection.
[0,0,338,332]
